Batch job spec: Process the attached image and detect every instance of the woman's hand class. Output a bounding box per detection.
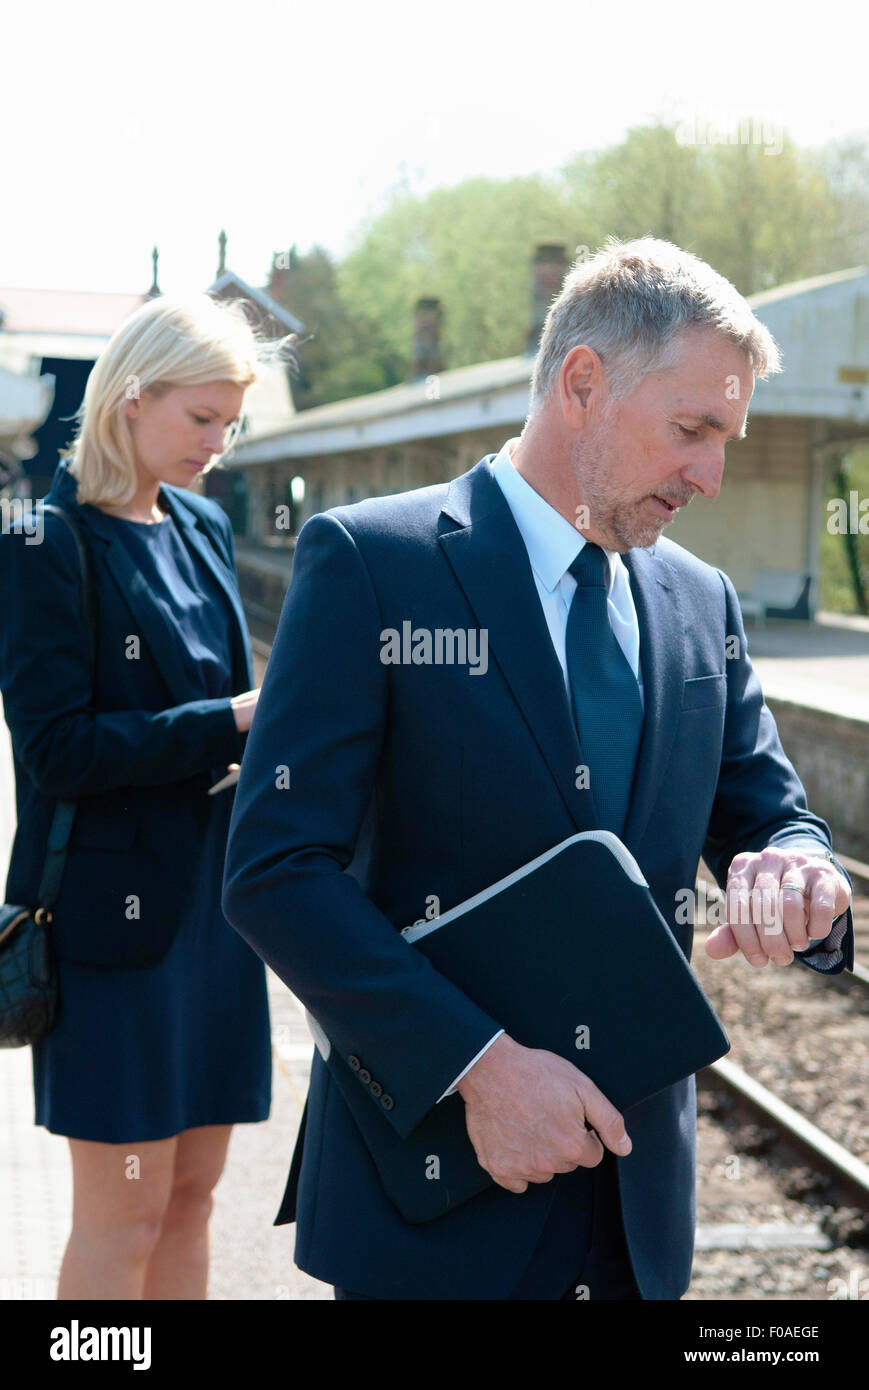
[230,688,260,733]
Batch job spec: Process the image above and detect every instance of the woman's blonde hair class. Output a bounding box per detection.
[65,293,292,507]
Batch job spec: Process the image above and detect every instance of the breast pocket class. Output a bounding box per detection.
[680,674,727,711]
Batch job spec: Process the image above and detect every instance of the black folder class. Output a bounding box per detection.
[311,830,729,1223]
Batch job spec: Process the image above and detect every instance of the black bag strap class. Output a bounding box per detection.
[33,503,97,913]
[35,800,78,911]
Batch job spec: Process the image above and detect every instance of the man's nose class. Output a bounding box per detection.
[682,454,725,500]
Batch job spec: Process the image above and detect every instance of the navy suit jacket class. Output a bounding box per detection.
[221,455,854,1300]
[0,459,251,968]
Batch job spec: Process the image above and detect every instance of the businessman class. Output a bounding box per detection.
[222,237,853,1301]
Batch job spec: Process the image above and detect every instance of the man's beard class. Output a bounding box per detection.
[570,423,690,551]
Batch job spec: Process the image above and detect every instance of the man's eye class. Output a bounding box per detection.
[676,424,699,438]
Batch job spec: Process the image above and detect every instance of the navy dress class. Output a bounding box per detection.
[32,509,272,1142]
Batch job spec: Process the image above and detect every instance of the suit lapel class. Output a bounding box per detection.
[439,460,598,834]
[621,546,684,850]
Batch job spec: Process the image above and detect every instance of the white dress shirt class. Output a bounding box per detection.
[437,438,643,1100]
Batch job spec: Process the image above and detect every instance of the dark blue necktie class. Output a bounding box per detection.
[565,543,643,837]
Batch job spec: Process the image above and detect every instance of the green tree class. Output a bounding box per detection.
[820,447,869,614]
[696,136,848,293]
[817,134,869,272]
[561,123,711,252]
[268,245,399,409]
[338,174,574,375]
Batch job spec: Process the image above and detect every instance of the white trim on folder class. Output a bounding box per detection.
[400,830,648,944]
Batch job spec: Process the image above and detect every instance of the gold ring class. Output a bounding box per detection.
[780,882,810,897]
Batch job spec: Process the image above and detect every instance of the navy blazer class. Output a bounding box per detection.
[221,455,854,1300]
[0,459,252,969]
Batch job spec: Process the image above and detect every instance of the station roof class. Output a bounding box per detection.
[209,272,305,336]
[0,286,148,337]
[0,273,306,369]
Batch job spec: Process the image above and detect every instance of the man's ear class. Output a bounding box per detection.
[559,345,604,429]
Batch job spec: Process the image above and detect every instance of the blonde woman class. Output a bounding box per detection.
[0,294,282,1299]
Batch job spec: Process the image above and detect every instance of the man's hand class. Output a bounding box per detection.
[705,846,851,968]
[456,1034,631,1194]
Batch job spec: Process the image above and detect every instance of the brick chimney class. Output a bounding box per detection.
[411,297,443,379]
[526,244,568,353]
[267,252,287,302]
[267,246,298,302]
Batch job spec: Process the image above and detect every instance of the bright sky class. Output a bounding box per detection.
[2,0,867,296]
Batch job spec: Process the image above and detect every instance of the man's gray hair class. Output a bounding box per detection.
[529,236,782,414]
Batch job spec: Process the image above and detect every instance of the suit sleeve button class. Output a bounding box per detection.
[370,1081,382,1097]
[348,1055,361,1072]
[358,1068,371,1084]
[380,1094,394,1110]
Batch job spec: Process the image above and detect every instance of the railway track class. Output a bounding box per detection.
[685,859,868,1295]
[698,1059,869,1211]
[693,869,869,1295]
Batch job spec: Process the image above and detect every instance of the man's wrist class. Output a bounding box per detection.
[456,1032,515,1101]
[436,1034,506,1106]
